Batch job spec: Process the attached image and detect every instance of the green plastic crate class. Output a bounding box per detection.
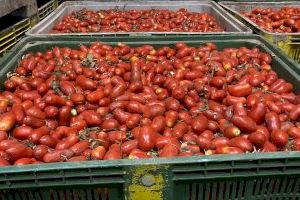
[0,35,300,200]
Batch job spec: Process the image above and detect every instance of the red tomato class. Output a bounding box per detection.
[121,140,138,156]
[6,144,33,162]
[196,136,211,150]
[224,126,241,139]
[191,114,208,134]
[227,84,252,97]
[265,112,281,132]
[138,126,157,151]
[229,137,253,152]
[33,145,49,161]
[271,130,288,148]
[0,131,8,142]
[211,137,230,149]
[14,158,37,165]
[231,115,257,133]
[0,157,10,166]
[262,141,277,152]
[129,149,151,159]
[160,140,180,157]
[43,149,74,163]
[293,139,300,151]
[216,146,243,154]
[91,146,106,160]
[103,144,122,160]
[70,141,90,156]
[0,112,16,131]
[288,127,300,139]
[248,132,267,148]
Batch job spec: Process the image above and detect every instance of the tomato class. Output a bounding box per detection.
[6,144,33,162]
[103,144,122,160]
[108,131,126,143]
[224,126,241,139]
[289,105,300,121]
[33,145,49,161]
[56,134,79,150]
[216,146,243,154]
[25,106,45,120]
[172,87,186,100]
[248,132,267,148]
[90,146,106,160]
[86,89,105,103]
[39,135,58,148]
[228,84,252,97]
[197,136,211,150]
[71,93,85,105]
[233,102,247,116]
[29,126,50,144]
[262,141,277,152]
[160,140,180,157]
[210,137,230,149]
[12,104,25,124]
[23,116,45,128]
[231,115,256,133]
[67,156,87,162]
[44,94,66,106]
[101,119,120,131]
[271,130,288,148]
[229,137,253,152]
[165,110,178,128]
[14,158,37,165]
[191,114,208,134]
[293,139,300,151]
[138,126,157,151]
[287,127,300,139]
[0,112,16,131]
[265,112,281,132]
[121,139,138,156]
[165,97,180,111]
[248,101,266,123]
[43,149,74,163]
[225,95,247,106]
[44,106,59,118]
[129,149,151,159]
[0,131,8,142]
[76,75,97,91]
[179,151,194,157]
[80,110,102,126]
[172,122,188,140]
[70,141,90,156]
[0,157,10,166]
[200,130,214,140]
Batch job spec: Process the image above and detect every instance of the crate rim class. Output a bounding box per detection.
[26,0,252,36]
[0,151,300,173]
[219,0,300,36]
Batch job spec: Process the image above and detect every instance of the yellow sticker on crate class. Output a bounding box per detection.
[127,165,168,200]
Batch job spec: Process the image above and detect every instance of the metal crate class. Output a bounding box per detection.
[0,0,62,57]
[38,0,60,20]
[0,34,300,200]
[26,1,252,36]
[0,18,32,57]
[219,1,300,63]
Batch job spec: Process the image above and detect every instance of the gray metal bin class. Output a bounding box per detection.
[26,1,252,36]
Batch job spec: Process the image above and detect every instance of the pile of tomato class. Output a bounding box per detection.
[51,8,223,33]
[0,41,299,166]
[243,7,300,33]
